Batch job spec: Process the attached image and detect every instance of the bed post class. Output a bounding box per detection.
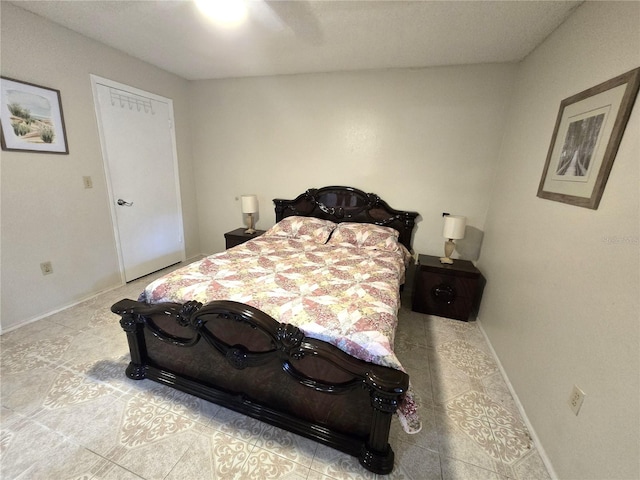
[359,375,405,474]
[119,313,147,380]
[113,299,150,380]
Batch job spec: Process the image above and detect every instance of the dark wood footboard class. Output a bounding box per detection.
[112,298,409,474]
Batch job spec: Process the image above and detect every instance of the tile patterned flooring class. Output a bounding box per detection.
[0,266,552,479]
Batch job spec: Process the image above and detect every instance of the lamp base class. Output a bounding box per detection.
[441,239,456,264]
[244,212,256,235]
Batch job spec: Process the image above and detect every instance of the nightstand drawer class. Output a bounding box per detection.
[419,272,478,299]
[411,254,483,321]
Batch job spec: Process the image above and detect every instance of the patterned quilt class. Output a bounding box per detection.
[140,235,421,433]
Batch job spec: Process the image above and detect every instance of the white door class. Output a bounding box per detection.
[91,76,185,282]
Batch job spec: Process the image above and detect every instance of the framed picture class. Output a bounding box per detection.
[1,77,69,154]
[537,67,640,209]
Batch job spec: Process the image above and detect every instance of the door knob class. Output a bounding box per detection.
[117,199,133,206]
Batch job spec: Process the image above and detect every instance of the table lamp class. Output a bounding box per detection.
[440,214,466,264]
[241,195,258,234]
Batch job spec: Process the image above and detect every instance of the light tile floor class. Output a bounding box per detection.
[0,265,552,480]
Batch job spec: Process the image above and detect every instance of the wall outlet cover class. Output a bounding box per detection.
[40,261,53,275]
[569,384,586,415]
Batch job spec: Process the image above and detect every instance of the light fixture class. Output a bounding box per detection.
[440,214,466,264]
[194,0,248,28]
[241,194,258,234]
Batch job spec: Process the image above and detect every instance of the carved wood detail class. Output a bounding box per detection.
[112,297,408,473]
[274,185,419,252]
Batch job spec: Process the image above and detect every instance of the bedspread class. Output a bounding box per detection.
[141,235,421,433]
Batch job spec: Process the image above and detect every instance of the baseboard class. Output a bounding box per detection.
[0,256,204,336]
[0,282,124,335]
[476,316,558,480]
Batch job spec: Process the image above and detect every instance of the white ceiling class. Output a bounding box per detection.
[9,0,583,81]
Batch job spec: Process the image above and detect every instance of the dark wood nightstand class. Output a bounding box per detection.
[224,228,266,249]
[411,254,484,321]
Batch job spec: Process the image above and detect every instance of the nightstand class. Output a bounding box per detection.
[411,254,484,321]
[224,228,266,249]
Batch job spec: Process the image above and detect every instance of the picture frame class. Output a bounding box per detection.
[537,67,640,209]
[1,76,69,154]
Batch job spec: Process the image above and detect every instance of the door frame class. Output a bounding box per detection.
[90,74,185,283]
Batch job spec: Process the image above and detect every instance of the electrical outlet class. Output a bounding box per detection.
[40,261,53,275]
[83,176,93,189]
[568,384,586,415]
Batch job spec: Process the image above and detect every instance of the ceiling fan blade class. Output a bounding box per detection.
[263,0,323,44]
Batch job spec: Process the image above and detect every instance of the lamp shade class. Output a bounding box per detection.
[443,215,466,240]
[241,195,258,214]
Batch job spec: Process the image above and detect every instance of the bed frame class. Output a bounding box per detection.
[111,186,419,474]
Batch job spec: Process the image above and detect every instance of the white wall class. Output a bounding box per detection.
[0,3,200,332]
[190,65,516,255]
[479,2,639,479]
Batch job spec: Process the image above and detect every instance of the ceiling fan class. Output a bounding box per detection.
[194,0,323,44]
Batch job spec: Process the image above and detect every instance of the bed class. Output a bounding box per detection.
[111,186,419,474]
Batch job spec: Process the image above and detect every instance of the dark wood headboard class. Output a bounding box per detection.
[273,186,419,252]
